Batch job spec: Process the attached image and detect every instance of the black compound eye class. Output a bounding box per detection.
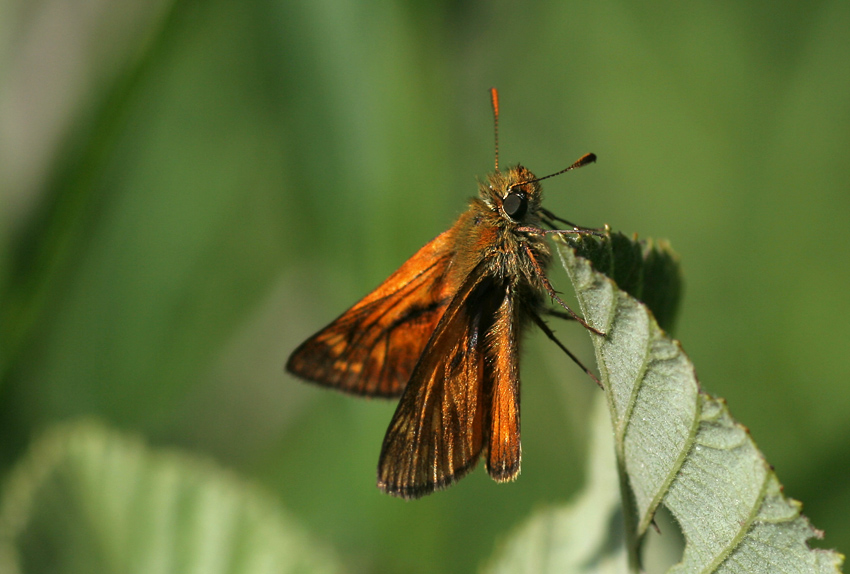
[502,191,528,220]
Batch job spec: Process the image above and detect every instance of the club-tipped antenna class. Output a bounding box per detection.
[490,87,500,172]
[515,152,597,188]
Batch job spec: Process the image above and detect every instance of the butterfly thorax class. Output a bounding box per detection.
[441,165,551,308]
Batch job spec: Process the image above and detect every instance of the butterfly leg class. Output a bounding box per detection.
[539,207,606,233]
[517,226,604,239]
[528,310,603,389]
[522,244,605,337]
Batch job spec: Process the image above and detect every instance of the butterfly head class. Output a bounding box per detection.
[481,165,543,225]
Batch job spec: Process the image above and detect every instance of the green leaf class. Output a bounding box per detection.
[554,231,843,573]
[0,420,343,574]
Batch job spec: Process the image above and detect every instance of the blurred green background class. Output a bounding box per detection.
[1,0,848,572]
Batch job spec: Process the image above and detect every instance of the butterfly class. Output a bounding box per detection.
[287,88,602,499]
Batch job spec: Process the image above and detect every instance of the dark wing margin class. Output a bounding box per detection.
[286,231,455,397]
[377,263,517,499]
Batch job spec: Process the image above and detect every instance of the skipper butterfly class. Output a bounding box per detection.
[287,89,601,499]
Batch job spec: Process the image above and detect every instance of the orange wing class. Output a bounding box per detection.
[377,265,523,499]
[286,230,456,397]
[484,287,522,482]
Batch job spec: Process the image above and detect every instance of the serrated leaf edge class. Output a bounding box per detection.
[556,234,843,574]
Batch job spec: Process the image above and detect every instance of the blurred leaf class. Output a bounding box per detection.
[0,0,176,379]
[0,420,343,574]
[555,232,843,573]
[0,0,297,437]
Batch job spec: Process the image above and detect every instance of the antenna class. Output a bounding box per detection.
[515,153,597,188]
[490,87,500,172]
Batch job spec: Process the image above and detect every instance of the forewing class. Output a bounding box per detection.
[377,265,508,499]
[286,231,455,397]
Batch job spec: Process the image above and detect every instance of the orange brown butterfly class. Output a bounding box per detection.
[287,88,603,499]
